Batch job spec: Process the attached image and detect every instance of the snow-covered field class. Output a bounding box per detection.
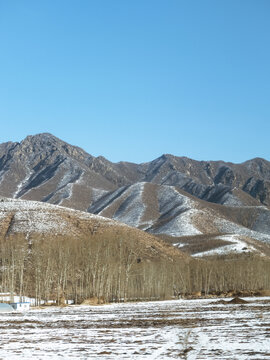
[0,298,269,359]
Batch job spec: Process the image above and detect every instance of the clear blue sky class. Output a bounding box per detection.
[0,0,269,163]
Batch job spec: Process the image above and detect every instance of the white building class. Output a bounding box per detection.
[10,302,30,312]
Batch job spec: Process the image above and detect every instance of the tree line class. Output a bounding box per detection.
[0,232,269,305]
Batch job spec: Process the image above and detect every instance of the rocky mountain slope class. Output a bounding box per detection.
[89,182,270,257]
[0,133,270,257]
[1,133,270,208]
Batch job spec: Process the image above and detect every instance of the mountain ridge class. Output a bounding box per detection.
[1,132,269,206]
[1,133,270,257]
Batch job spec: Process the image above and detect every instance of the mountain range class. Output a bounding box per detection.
[0,133,270,257]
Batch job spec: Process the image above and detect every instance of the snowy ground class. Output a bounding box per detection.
[0,298,269,359]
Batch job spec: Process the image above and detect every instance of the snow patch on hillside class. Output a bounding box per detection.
[58,171,85,205]
[139,219,155,231]
[152,186,201,237]
[194,234,259,257]
[90,186,129,214]
[0,170,7,187]
[112,183,146,227]
[91,188,109,202]
[13,169,34,199]
[0,198,68,233]
[13,209,68,234]
[153,208,202,237]
[221,193,244,206]
[216,218,270,244]
[0,198,123,234]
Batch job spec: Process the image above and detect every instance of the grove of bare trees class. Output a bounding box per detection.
[0,232,269,304]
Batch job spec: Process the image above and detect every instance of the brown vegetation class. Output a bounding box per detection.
[0,231,269,305]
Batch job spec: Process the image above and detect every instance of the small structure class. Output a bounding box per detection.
[10,302,30,312]
[0,303,14,312]
[0,293,12,303]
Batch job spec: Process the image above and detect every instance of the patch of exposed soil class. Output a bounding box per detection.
[229,297,248,304]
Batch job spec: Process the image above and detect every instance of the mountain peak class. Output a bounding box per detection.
[244,157,270,165]
[19,133,93,160]
[160,153,174,160]
[22,133,62,145]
